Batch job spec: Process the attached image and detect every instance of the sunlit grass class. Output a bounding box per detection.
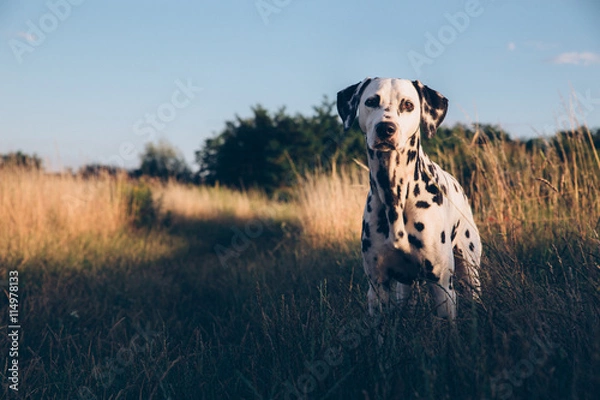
[0,169,182,269]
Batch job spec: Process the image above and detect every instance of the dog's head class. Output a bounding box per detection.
[337,78,448,151]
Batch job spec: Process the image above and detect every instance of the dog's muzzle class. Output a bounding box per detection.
[372,122,397,151]
[375,122,397,139]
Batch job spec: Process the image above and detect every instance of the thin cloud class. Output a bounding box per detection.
[507,42,516,51]
[16,31,37,43]
[551,51,600,66]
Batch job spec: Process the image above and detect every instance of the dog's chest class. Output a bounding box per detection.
[366,151,451,241]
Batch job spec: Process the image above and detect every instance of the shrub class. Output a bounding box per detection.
[124,182,158,229]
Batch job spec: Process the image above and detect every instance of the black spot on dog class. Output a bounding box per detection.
[396,184,402,199]
[453,183,459,192]
[416,201,430,209]
[428,123,435,135]
[423,260,439,282]
[369,174,376,192]
[469,242,475,252]
[362,220,371,238]
[409,133,417,147]
[414,157,421,181]
[451,225,457,241]
[406,150,418,164]
[388,208,399,224]
[441,184,447,195]
[402,211,408,225]
[413,183,420,197]
[414,222,425,232]
[376,167,397,206]
[362,238,371,253]
[408,234,423,249]
[406,182,411,200]
[425,272,439,282]
[432,191,443,206]
[423,259,434,272]
[427,164,435,176]
[420,168,430,184]
[441,231,446,244]
[377,207,389,238]
[465,229,470,238]
[426,184,439,195]
[395,152,400,166]
[376,168,390,191]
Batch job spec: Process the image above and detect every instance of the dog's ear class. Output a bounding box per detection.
[337,78,372,131]
[412,80,448,138]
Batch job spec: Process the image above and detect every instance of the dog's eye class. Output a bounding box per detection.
[365,95,380,108]
[403,100,414,112]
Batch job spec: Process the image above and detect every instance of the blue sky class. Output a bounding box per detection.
[1,0,599,171]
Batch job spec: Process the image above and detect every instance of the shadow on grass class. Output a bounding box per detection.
[0,212,364,399]
[2,213,600,399]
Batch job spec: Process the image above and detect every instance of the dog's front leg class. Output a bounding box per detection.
[429,265,457,320]
[367,281,390,316]
[393,282,413,309]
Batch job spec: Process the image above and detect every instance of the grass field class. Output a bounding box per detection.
[1,127,600,399]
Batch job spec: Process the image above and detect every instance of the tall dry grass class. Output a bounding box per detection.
[437,125,600,244]
[0,169,179,268]
[2,125,598,267]
[293,125,600,251]
[295,166,368,248]
[155,182,288,223]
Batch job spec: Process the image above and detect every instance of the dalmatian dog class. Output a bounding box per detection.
[337,77,481,320]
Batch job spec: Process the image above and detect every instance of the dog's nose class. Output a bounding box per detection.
[375,122,397,138]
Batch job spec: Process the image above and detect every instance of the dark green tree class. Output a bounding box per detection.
[196,98,365,194]
[136,140,192,182]
[0,151,43,170]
